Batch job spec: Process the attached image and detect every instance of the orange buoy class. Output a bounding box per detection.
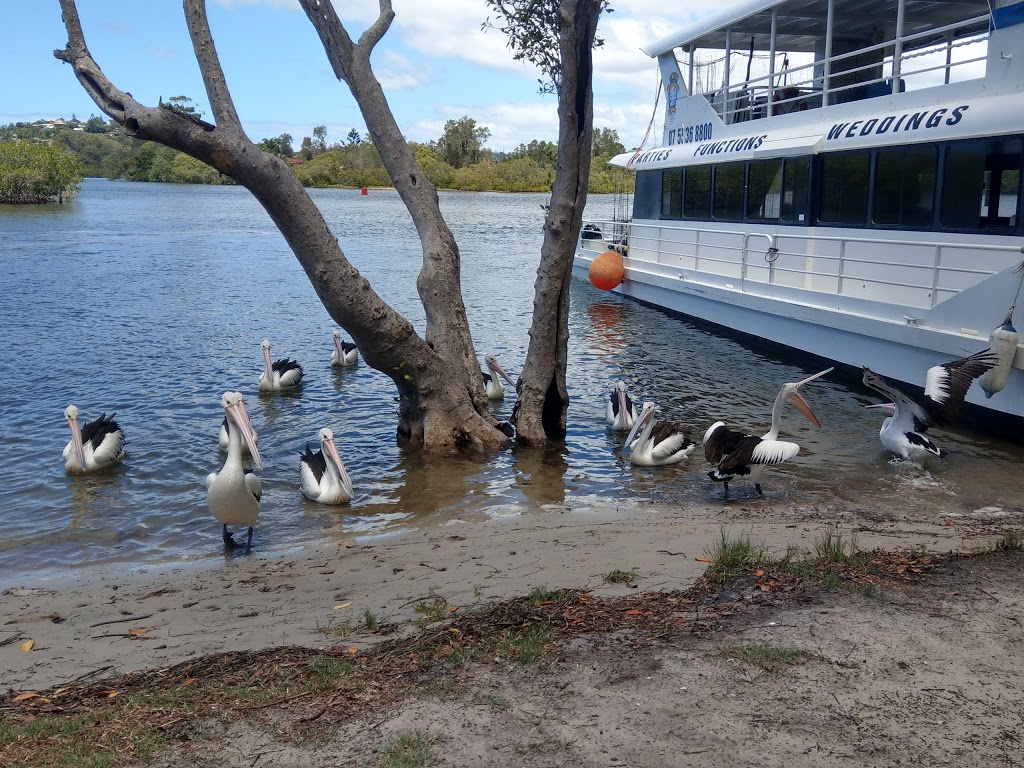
[588,250,625,291]
[360,186,368,195]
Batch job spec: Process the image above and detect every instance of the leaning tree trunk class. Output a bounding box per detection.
[513,0,601,446]
[55,0,507,454]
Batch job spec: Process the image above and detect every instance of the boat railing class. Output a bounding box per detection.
[699,14,989,124]
[580,218,1023,311]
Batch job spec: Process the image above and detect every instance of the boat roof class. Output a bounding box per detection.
[644,0,992,57]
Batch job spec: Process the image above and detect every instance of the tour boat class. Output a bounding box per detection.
[575,0,1024,430]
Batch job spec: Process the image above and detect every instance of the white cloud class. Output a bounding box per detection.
[374,50,432,90]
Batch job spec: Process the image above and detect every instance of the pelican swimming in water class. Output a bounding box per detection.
[258,338,304,392]
[704,368,833,496]
[482,354,516,401]
[623,402,696,466]
[206,391,263,552]
[606,381,639,431]
[299,427,354,505]
[62,405,126,474]
[862,350,996,461]
[218,416,258,454]
[330,330,359,367]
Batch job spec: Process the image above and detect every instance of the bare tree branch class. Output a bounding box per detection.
[183,0,243,131]
[358,0,395,50]
[298,0,357,81]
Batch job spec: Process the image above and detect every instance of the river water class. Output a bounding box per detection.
[2,179,1022,583]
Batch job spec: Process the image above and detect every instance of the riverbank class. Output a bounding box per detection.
[4,497,1021,695]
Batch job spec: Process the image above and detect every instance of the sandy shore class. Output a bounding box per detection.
[3,498,1016,692]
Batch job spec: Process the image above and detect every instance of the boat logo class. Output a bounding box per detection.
[667,72,680,115]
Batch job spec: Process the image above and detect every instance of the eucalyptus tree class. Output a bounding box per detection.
[55,0,605,452]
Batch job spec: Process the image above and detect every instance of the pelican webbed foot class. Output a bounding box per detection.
[755,483,763,496]
[245,526,254,554]
[222,524,235,547]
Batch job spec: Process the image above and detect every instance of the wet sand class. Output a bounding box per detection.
[3,498,1017,692]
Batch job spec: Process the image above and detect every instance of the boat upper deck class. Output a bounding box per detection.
[647,0,1001,128]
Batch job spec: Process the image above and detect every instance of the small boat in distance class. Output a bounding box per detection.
[575,0,1024,433]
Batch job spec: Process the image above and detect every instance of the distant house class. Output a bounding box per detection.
[287,157,305,165]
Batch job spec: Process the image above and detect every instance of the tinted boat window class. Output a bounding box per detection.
[874,146,936,227]
[713,162,745,220]
[942,139,1021,230]
[633,170,662,220]
[746,159,783,221]
[781,157,810,223]
[818,151,869,225]
[684,165,711,219]
[661,169,682,219]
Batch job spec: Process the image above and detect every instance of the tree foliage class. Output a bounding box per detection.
[435,116,492,169]
[0,141,82,203]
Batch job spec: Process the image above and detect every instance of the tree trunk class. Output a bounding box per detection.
[513,0,601,446]
[55,0,506,454]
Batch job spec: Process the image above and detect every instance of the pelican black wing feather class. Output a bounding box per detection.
[923,350,998,425]
[81,413,125,448]
[703,423,746,465]
[301,444,326,484]
[650,420,693,448]
[341,341,357,354]
[715,435,761,475]
[273,358,303,376]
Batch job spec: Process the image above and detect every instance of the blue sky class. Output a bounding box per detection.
[2,0,719,152]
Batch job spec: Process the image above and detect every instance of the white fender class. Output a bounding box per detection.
[980,319,1019,398]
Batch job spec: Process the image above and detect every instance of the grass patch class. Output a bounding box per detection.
[373,729,441,768]
[994,530,1024,552]
[321,618,354,638]
[719,643,805,674]
[703,530,763,583]
[364,609,380,631]
[525,586,574,605]
[604,569,638,584]
[497,624,552,665]
[412,596,449,628]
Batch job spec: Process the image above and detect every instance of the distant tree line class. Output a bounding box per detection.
[1,107,634,194]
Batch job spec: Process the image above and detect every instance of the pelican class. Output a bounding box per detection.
[299,428,354,505]
[218,416,258,454]
[258,338,304,392]
[606,381,639,431]
[330,330,358,367]
[862,350,996,460]
[623,401,696,466]
[62,405,126,474]
[482,354,516,401]
[705,368,833,495]
[206,391,263,552]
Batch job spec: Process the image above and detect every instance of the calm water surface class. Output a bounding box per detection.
[2,179,1023,583]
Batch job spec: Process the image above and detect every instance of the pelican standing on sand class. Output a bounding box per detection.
[862,350,996,460]
[330,330,359,367]
[258,338,304,392]
[206,391,263,552]
[300,428,354,505]
[482,354,516,401]
[606,380,639,431]
[624,401,696,465]
[62,405,126,473]
[704,368,833,496]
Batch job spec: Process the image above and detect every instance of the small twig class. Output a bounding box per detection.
[89,614,154,628]
[233,689,314,712]
[656,550,685,556]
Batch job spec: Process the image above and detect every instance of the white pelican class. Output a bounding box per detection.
[258,338,304,392]
[218,416,258,454]
[330,330,358,367]
[623,401,696,466]
[206,391,263,552]
[482,354,516,401]
[862,350,996,460]
[300,428,354,505]
[705,367,833,496]
[62,405,126,474]
[606,381,639,431]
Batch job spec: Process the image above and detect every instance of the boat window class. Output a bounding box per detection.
[781,157,810,224]
[941,139,1021,230]
[874,146,937,228]
[683,165,711,219]
[818,151,869,226]
[713,162,745,221]
[661,170,682,219]
[746,159,783,221]
[632,170,662,220]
